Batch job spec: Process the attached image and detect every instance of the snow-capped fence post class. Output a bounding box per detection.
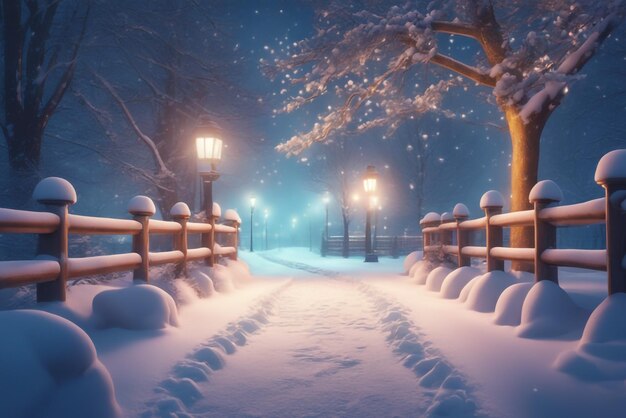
[453,203,470,268]
[33,177,77,302]
[171,202,191,277]
[224,209,241,261]
[128,196,156,282]
[595,149,626,295]
[207,203,222,267]
[440,212,455,263]
[530,180,562,283]
[480,191,505,272]
[420,212,441,263]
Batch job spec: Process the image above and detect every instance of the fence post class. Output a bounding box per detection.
[391,236,399,259]
[171,202,190,277]
[440,212,455,264]
[529,180,562,283]
[420,212,440,263]
[33,177,76,302]
[480,190,504,272]
[209,203,221,266]
[231,220,240,260]
[128,196,155,282]
[453,203,470,268]
[595,149,626,295]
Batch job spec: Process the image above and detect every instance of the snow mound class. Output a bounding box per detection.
[127,195,156,216]
[555,294,626,381]
[494,282,533,326]
[458,275,480,303]
[187,270,216,298]
[403,251,421,274]
[595,149,626,183]
[440,267,481,299]
[479,190,504,209]
[170,202,191,218]
[517,281,586,338]
[425,266,453,292]
[411,260,434,285]
[210,264,236,292]
[225,259,252,286]
[0,310,120,418]
[465,271,518,312]
[93,284,179,330]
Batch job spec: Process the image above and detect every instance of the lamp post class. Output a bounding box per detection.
[250,197,256,252]
[264,209,269,250]
[291,217,298,246]
[323,193,330,239]
[195,118,223,267]
[371,196,380,251]
[363,165,379,262]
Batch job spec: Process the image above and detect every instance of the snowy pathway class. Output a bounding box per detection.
[141,256,485,418]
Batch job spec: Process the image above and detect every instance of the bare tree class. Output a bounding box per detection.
[76,0,259,217]
[1,0,90,173]
[267,0,624,269]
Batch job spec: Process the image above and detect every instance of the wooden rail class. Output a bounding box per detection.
[0,178,242,302]
[420,149,626,296]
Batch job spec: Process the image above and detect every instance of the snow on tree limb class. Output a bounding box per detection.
[270,0,625,153]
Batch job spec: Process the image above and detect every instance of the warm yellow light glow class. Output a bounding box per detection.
[195,136,223,161]
[363,165,378,194]
[352,193,360,202]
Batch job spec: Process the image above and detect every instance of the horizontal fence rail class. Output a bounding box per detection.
[0,177,242,302]
[322,235,422,258]
[420,149,626,296]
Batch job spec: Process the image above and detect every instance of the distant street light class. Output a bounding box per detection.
[195,118,223,266]
[323,193,330,239]
[371,196,380,251]
[250,197,256,252]
[363,165,379,262]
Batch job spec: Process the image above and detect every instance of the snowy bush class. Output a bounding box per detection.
[440,267,481,299]
[0,310,120,418]
[403,251,421,274]
[425,266,453,292]
[465,271,518,312]
[555,293,626,381]
[517,281,586,338]
[93,284,179,330]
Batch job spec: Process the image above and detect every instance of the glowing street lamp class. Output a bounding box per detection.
[250,197,256,252]
[363,165,379,262]
[195,118,223,266]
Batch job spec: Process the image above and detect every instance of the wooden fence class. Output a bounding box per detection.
[322,235,422,258]
[0,177,241,302]
[421,149,626,296]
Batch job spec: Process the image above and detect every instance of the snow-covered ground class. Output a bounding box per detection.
[1,248,625,417]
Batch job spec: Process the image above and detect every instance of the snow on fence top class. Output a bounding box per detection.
[170,202,191,218]
[224,209,242,223]
[212,202,222,218]
[0,178,240,302]
[529,180,563,203]
[128,195,156,216]
[479,190,504,209]
[420,212,440,225]
[595,149,626,184]
[453,203,469,219]
[32,177,77,204]
[440,212,454,223]
[421,149,626,296]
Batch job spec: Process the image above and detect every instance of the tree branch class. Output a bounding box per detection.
[431,21,480,40]
[430,53,495,87]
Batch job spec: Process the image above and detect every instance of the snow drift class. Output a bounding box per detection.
[403,251,421,274]
[555,293,626,381]
[93,284,179,330]
[440,267,482,299]
[465,271,518,312]
[425,266,453,292]
[0,310,120,418]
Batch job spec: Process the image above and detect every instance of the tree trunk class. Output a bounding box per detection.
[504,107,546,271]
[342,211,350,258]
